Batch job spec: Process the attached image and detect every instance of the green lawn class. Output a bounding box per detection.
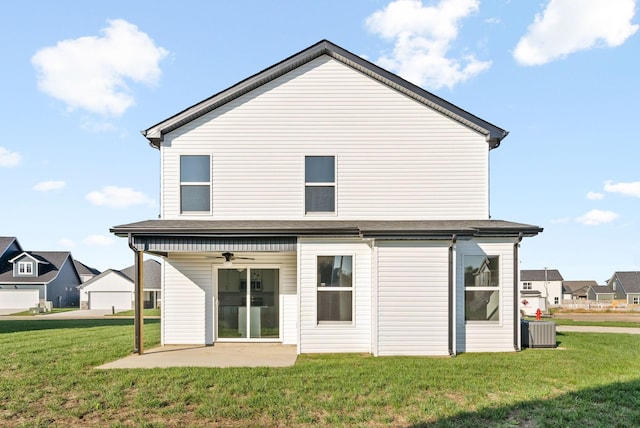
[1,319,640,426]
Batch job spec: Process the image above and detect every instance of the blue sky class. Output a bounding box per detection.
[1,0,638,282]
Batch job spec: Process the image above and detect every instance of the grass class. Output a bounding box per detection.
[110,308,161,317]
[1,319,640,426]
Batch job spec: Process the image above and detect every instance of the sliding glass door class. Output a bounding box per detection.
[217,268,279,340]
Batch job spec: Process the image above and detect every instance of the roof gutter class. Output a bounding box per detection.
[448,234,457,357]
[513,232,523,352]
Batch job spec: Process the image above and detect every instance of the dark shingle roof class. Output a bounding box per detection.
[590,284,614,294]
[0,251,72,284]
[120,259,161,290]
[111,219,542,239]
[520,269,564,282]
[614,272,640,294]
[562,280,597,296]
[73,260,101,276]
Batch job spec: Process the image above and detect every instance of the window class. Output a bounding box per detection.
[633,297,639,305]
[554,297,559,305]
[18,261,33,275]
[180,155,211,212]
[464,255,500,321]
[317,255,352,323]
[523,282,532,290]
[305,156,335,213]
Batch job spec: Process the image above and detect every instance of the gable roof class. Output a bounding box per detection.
[613,271,640,294]
[520,269,564,282]
[78,259,161,290]
[0,251,73,284]
[562,280,597,295]
[0,237,21,261]
[120,259,161,290]
[73,260,101,276]
[142,39,508,150]
[590,284,614,294]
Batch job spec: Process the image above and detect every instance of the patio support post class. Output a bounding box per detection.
[128,233,144,355]
[134,249,144,355]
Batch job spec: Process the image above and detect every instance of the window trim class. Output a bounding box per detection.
[179,154,212,214]
[316,254,354,325]
[17,261,33,275]
[522,282,532,290]
[463,254,501,323]
[304,155,337,216]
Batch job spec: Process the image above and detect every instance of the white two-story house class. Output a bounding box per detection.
[111,40,542,356]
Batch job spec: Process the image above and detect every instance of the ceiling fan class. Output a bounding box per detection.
[211,252,255,266]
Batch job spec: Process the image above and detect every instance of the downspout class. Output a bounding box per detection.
[513,233,523,352]
[448,234,457,357]
[128,233,145,355]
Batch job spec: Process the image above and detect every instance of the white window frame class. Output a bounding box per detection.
[316,254,354,325]
[304,155,337,216]
[522,282,532,290]
[554,297,559,305]
[18,261,33,275]
[633,296,640,305]
[179,154,212,214]
[463,255,501,323]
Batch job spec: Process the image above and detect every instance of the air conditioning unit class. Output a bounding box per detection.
[521,320,556,348]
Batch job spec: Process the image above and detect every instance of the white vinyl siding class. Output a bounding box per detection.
[298,239,371,353]
[456,240,516,353]
[162,252,297,346]
[160,56,488,220]
[376,241,450,356]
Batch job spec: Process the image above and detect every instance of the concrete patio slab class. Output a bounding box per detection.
[97,343,298,369]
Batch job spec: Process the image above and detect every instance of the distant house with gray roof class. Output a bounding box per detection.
[586,283,615,301]
[73,260,101,283]
[520,269,564,308]
[562,280,596,300]
[608,271,640,304]
[78,259,161,310]
[0,236,81,309]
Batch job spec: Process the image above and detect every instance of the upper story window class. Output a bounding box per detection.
[18,261,33,275]
[522,282,532,290]
[305,156,335,214]
[180,155,211,213]
[464,255,500,322]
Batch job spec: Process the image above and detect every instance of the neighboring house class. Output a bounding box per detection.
[586,283,615,301]
[73,260,101,283]
[607,272,640,304]
[0,238,81,309]
[520,269,563,309]
[562,281,595,300]
[78,260,161,310]
[111,40,542,356]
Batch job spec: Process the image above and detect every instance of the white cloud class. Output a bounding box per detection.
[84,235,113,246]
[576,209,619,226]
[33,180,66,192]
[604,180,640,198]
[586,191,604,201]
[31,19,168,116]
[365,0,491,89]
[0,146,21,167]
[86,185,154,209]
[514,0,639,66]
[59,238,76,248]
